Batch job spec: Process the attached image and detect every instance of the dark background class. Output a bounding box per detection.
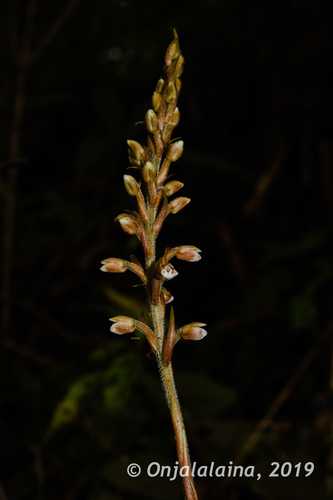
[1,0,333,499]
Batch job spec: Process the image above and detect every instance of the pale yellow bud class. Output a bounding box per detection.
[152,91,162,112]
[145,109,159,133]
[165,82,177,103]
[142,161,156,183]
[127,140,144,161]
[123,175,140,196]
[155,78,164,93]
[166,140,184,162]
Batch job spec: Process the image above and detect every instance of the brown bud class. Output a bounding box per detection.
[123,175,140,196]
[109,316,136,335]
[181,323,207,341]
[164,180,184,196]
[145,109,159,133]
[176,245,202,262]
[142,161,156,183]
[127,140,145,161]
[165,34,181,66]
[114,213,139,235]
[169,197,190,214]
[100,257,127,273]
[166,140,184,162]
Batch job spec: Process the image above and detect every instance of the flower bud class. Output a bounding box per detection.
[169,197,190,214]
[127,140,144,161]
[162,287,174,304]
[114,213,139,235]
[152,91,162,112]
[166,140,184,162]
[123,175,140,196]
[160,264,178,280]
[145,109,159,133]
[165,82,177,104]
[142,161,157,183]
[165,36,180,66]
[109,316,136,335]
[176,245,201,262]
[169,107,180,128]
[100,257,127,273]
[164,180,184,196]
[175,77,181,94]
[155,78,164,93]
[181,323,207,341]
[175,55,185,78]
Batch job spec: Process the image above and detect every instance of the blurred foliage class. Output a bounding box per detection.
[1,0,333,499]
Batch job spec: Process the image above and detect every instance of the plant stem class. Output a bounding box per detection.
[148,234,198,499]
[159,360,198,500]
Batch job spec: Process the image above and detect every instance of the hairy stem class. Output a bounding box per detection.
[159,360,198,500]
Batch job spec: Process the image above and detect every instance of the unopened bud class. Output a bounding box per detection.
[152,91,162,112]
[176,245,201,262]
[165,35,180,66]
[175,55,185,78]
[175,78,181,94]
[115,213,139,235]
[100,257,127,273]
[181,323,207,341]
[165,82,177,104]
[166,140,184,162]
[127,140,144,161]
[142,161,156,183]
[169,197,190,214]
[124,175,140,196]
[162,287,174,304]
[109,316,136,335]
[145,109,159,133]
[155,78,164,93]
[169,108,180,128]
[164,180,184,196]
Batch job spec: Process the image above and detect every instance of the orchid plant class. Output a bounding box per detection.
[100,30,206,500]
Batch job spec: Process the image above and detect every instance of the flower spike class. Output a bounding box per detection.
[100,30,205,500]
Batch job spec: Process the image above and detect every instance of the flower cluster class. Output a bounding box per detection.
[100,29,206,365]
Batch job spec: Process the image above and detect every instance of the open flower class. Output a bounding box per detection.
[109,316,136,334]
[176,245,201,262]
[161,264,178,280]
[100,258,127,273]
[180,322,207,341]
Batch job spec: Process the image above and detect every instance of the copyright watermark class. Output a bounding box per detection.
[127,463,141,477]
[126,460,315,481]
